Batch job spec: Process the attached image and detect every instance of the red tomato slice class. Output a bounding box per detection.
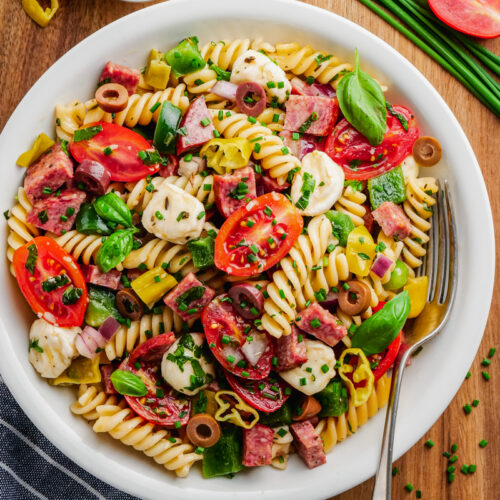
[12,236,88,327]
[214,193,303,276]
[202,295,273,380]
[119,333,191,427]
[429,0,500,39]
[69,122,160,182]
[225,372,290,413]
[325,105,418,180]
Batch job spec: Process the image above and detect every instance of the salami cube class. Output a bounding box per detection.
[213,166,256,217]
[163,272,215,321]
[290,420,326,469]
[296,302,347,347]
[100,365,118,395]
[81,264,121,290]
[363,204,376,234]
[242,423,274,467]
[27,188,86,235]
[176,97,215,154]
[284,95,339,136]
[24,144,74,202]
[256,173,290,196]
[280,130,325,161]
[291,77,336,98]
[274,325,308,371]
[99,62,140,96]
[372,201,412,240]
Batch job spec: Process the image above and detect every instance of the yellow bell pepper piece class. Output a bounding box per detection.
[345,226,376,277]
[338,348,374,407]
[22,0,59,28]
[131,266,177,309]
[404,276,428,318]
[200,138,252,174]
[16,133,55,167]
[214,390,259,429]
[144,49,171,90]
[49,356,101,386]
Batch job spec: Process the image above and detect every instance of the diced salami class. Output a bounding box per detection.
[280,130,325,160]
[99,62,140,96]
[24,144,74,202]
[213,166,256,217]
[100,364,118,395]
[163,272,215,322]
[81,264,121,290]
[242,423,274,467]
[256,173,290,195]
[176,97,215,154]
[291,77,336,98]
[296,302,347,347]
[27,189,86,235]
[274,325,308,371]
[159,154,179,177]
[363,204,376,234]
[284,95,339,136]
[372,201,412,240]
[290,420,326,469]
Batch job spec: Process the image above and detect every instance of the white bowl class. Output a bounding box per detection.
[0,0,494,498]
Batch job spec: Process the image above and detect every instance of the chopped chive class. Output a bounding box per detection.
[200,117,210,127]
[482,371,490,381]
[449,455,458,463]
[447,465,456,473]
[479,439,488,448]
[460,465,469,475]
[463,404,472,414]
[488,347,496,357]
[425,439,434,448]
[465,371,471,379]
[472,399,479,407]
[405,483,413,492]
[392,466,398,476]
[481,358,491,366]
[451,443,458,453]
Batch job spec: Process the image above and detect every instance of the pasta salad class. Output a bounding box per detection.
[6,36,441,478]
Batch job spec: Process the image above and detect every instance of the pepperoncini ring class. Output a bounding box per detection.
[345,225,376,277]
[49,356,101,386]
[22,0,59,28]
[214,390,259,429]
[338,348,374,407]
[16,133,55,168]
[200,138,252,174]
[131,266,177,309]
[144,49,171,90]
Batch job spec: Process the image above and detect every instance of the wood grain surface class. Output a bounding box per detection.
[0,1,498,499]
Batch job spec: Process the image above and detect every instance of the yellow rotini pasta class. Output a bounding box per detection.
[55,100,86,141]
[334,185,367,227]
[70,384,119,422]
[270,425,293,470]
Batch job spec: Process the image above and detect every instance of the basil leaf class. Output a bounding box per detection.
[110,369,148,397]
[209,62,231,82]
[93,192,133,227]
[176,286,206,307]
[351,291,411,356]
[386,101,408,132]
[62,286,83,305]
[73,124,103,142]
[25,243,38,275]
[42,273,70,292]
[337,50,387,146]
[96,228,137,273]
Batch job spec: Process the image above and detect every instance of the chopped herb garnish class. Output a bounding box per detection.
[73,124,103,142]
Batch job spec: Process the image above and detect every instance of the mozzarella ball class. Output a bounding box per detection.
[230,50,291,104]
[291,151,345,216]
[161,332,215,396]
[142,182,205,244]
[279,339,336,395]
[401,154,420,182]
[28,319,80,378]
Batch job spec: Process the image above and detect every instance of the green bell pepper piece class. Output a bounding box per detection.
[202,427,244,478]
[85,285,123,327]
[351,291,411,356]
[165,37,206,77]
[75,203,112,236]
[94,192,132,227]
[325,210,355,247]
[384,259,409,291]
[96,228,137,273]
[258,402,292,426]
[316,378,349,417]
[153,101,182,154]
[187,236,214,270]
[367,166,406,210]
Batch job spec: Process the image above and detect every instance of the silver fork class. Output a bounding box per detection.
[372,179,458,500]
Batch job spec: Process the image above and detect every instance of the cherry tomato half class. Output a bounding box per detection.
[325,105,418,180]
[13,236,88,327]
[119,333,191,427]
[225,372,290,413]
[69,122,159,182]
[202,295,273,380]
[214,192,303,276]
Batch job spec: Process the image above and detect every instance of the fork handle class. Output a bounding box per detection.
[371,346,414,500]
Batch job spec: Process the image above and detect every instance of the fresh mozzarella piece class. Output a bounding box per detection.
[161,332,215,396]
[142,181,205,244]
[291,151,345,216]
[28,319,80,378]
[230,50,291,104]
[279,339,336,395]
[401,155,420,182]
[240,332,268,366]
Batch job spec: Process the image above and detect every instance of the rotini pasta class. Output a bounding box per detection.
[334,185,367,227]
[70,384,119,422]
[270,425,293,470]
[55,100,85,141]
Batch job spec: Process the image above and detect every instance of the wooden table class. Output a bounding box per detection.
[0,1,497,498]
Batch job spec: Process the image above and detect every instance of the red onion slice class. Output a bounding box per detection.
[319,291,339,313]
[98,316,121,341]
[76,320,119,359]
[211,81,238,102]
[371,253,394,278]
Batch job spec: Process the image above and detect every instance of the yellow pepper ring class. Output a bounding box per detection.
[338,348,375,407]
[22,0,59,28]
[200,138,252,174]
[16,133,55,168]
[214,390,259,429]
